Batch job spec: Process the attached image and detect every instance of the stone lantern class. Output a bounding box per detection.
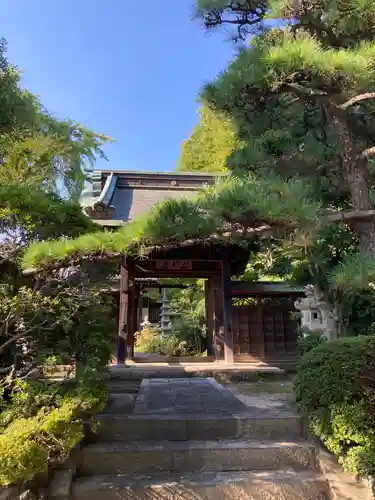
[160,288,172,337]
[294,285,338,340]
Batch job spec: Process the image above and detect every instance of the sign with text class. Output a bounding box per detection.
[155,260,193,271]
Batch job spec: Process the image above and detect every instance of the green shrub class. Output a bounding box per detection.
[0,398,83,485]
[297,327,327,356]
[0,369,108,486]
[295,336,375,477]
[171,320,206,355]
[135,327,163,354]
[134,328,189,356]
[0,379,66,430]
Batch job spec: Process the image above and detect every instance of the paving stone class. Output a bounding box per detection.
[73,470,329,500]
[78,440,318,476]
[133,377,248,415]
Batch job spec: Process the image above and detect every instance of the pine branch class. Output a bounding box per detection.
[0,321,48,356]
[0,365,13,375]
[361,146,375,159]
[340,93,375,110]
[281,83,327,99]
[326,210,375,222]
[298,16,349,48]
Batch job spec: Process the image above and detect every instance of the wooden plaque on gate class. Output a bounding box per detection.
[155,259,193,271]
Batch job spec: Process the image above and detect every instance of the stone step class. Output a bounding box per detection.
[72,470,329,500]
[97,412,302,441]
[107,382,140,394]
[109,365,285,382]
[102,394,136,414]
[78,439,318,476]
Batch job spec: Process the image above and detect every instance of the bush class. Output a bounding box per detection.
[295,336,375,477]
[0,378,66,430]
[0,369,108,486]
[134,327,189,356]
[171,319,207,355]
[170,287,207,355]
[297,326,327,356]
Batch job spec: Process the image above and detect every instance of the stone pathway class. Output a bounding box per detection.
[133,377,248,415]
[226,382,296,414]
[71,375,331,500]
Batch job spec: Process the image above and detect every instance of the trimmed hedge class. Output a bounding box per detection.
[295,335,375,478]
[297,327,327,356]
[0,372,108,486]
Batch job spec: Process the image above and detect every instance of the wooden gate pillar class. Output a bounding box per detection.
[213,273,224,360]
[117,259,128,364]
[204,277,215,356]
[221,260,234,364]
[117,256,136,364]
[126,258,136,360]
[133,283,141,352]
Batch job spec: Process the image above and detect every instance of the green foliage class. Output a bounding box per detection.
[193,0,375,289]
[195,1,267,42]
[0,370,108,486]
[0,379,65,429]
[170,285,207,354]
[0,184,97,248]
[177,105,239,173]
[0,285,70,361]
[0,284,115,372]
[304,224,358,290]
[197,11,375,247]
[0,38,39,139]
[201,29,375,187]
[336,290,375,337]
[203,29,375,106]
[134,327,190,357]
[241,240,304,282]
[297,327,327,356]
[72,292,115,369]
[23,174,322,270]
[0,38,110,198]
[201,175,322,231]
[134,326,161,354]
[329,253,375,291]
[268,0,375,47]
[295,336,375,477]
[0,35,112,489]
[0,135,68,189]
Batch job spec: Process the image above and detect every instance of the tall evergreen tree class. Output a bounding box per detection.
[177,105,239,173]
[196,1,375,257]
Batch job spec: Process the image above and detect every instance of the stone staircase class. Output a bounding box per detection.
[72,374,330,500]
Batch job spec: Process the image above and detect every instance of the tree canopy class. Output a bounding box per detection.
[0,37,114,430]
[20,0,375,298]
[177,105,239,173]
[22,174,322,270]
[0,36,108,284]
[0,38,110,198]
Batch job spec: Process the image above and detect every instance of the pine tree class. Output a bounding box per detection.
[197,1,375,255]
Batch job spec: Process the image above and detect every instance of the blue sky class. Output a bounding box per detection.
[1,0,237,172]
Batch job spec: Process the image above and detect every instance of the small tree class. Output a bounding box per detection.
[0,282,115,378]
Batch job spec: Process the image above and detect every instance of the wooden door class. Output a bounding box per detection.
[232,304,263,357]
[232,297,298,360]
[262,298,298,356]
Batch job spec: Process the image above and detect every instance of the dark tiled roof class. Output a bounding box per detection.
[81,170,221,225]
[111,186,200,221]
